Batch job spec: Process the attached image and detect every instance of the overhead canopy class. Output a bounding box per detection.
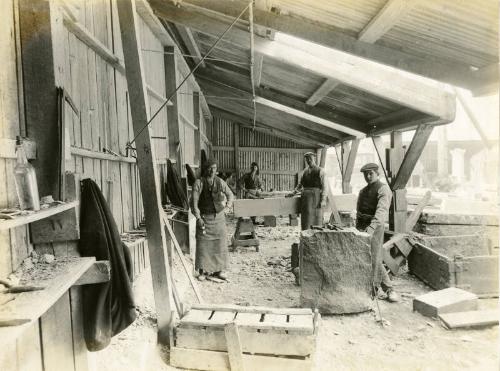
[147,0,470,146]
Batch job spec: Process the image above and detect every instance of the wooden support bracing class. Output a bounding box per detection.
[387,125,433,232]
[177,25,205,67]
[306,78,340,106]
[455,88,491,148]
[116,0,173,345]
[165,45,182,175]
[340,139,360,194]
[391,125,433,190]
[193,92,201,165]
[358,0,413,43]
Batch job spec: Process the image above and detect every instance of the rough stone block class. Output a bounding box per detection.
[300,229,372,314]
[264,215,277,227]
[439,309,499,329]
[413,288,478,318]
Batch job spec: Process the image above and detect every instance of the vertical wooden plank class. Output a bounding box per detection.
[16,321,43,371]
[165,45,181,174]
[116,0,173,344]
[70,287,89,371]
[342,139,360,193]
[224,322,245,371]
[40,292,75,371]
[233,121,239,178]
[341,141,351,193]
[19,0,60,197]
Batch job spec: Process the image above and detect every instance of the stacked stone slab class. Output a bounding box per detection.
[299,228,373,314]
[408,234,498,296]
[416,211,499,248]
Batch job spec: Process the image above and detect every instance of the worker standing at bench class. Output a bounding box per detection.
[191,159,234,281]
[287,152,327,230]
[356,163,399,303]
[240,161,263,224]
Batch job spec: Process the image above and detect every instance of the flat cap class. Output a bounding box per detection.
[304,151,316,158]
[360,163,379,172]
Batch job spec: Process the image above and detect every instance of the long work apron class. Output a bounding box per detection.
[300,188,323,230]
[195,211,228,272]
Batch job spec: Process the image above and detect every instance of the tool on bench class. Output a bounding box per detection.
[0,278,45,294]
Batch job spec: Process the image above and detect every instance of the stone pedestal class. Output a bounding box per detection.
[300,229,373,314]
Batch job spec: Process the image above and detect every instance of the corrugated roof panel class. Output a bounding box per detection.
[380,0,498,68]
[269,0,386,33]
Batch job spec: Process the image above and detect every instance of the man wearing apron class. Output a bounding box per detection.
[288,152,327,230]
[356,163,399,302]
[240,161,263,224]
[191,159,234,281]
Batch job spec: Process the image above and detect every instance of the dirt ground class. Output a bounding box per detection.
[93,216,499,371]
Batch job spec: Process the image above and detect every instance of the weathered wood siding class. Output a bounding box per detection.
[1,0,211,370]
[211,116,315,191]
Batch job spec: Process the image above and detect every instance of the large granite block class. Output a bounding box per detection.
[300,229,373,314]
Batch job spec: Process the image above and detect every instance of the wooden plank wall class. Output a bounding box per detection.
[0,0,194,369]
[0,0,32,279]
[61,0,146,234]
[212,116,315,191]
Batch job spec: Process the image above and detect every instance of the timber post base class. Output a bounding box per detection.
[232,217,259,252]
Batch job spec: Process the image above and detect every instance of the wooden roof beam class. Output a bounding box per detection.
[200,81,344,144]
[211,108,322,147]
[176,25,205,67]
[367,108,440,135]
[148,0,496,91]
[358,0,413,43]
[254,37,456,123]
[197,75,359,140]
[306,78,340,106]
[255,97,364,138]
[195,66,367,133]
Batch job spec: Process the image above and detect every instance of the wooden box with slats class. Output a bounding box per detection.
[171,304,320,371]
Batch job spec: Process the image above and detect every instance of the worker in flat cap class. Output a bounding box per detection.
[191,158,234,281]
[356,162,399,302]
[287,152,327,230]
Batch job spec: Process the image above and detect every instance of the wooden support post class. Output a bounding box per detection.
[165,45,182,175]
[341,140,359,194]
[19,0,60,198]
[193,92,201,166]
[234,122,239,178]
[320,146,328,168]
[116,0,173,345]
[389,125,433,232]
[392,125,433,190]
[341,141,350,193]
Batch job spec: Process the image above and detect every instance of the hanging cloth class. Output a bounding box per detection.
[78,179,136,351]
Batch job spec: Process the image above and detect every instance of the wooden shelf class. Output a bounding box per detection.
[0,257,95,327]
[0,201,79,231]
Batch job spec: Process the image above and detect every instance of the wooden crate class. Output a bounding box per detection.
[408,236,498,297]
[171,304,320,371]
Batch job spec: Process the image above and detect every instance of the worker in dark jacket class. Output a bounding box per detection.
[287,152,327,230]
[356,163,399,302]
[191,159,233,281]
[240,161,263,224]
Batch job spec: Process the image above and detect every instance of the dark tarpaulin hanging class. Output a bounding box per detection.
[185,163,197,187]
[78,179,136,351]
[166,159,189,210]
